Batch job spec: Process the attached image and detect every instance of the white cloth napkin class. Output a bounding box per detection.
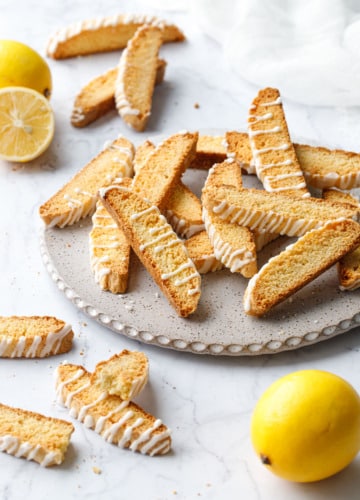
[189,0,360,106]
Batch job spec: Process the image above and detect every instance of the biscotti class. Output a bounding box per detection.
[202,160,257,277]
[323,189,360,291]
[0,403,74,466]
[244,218,360,316]
[132,131,198,211]
[225,130,360,190]
[206,185,359,237]
[91,350,149,400]
[0,316,73,358]
[165,182,204,239]
[39,135,134,227]
[295,144,360,189]
[114,25,163,131]
[89,199,131,294]
[55,362,171,456]
[184,230,223,274]
[133,137,204,238]
[47,13,185,59]
[99,184,201,317]
[71,59,167,128]
[189,135,227,169]
[225,131,255,173]
[248,88,309,197]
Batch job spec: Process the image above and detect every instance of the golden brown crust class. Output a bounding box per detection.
[114,25,163,131]
[39,135,134,227]
[202,160,257,277]
[324,189,360,291]
[132,131,198,211]
[224,131,360,190]
[295,144,360,189]
[55,362,171,456]
[248,88,309,197]
[71,60,167,128]
[89,200,131,294]
[189,135,227,169]
[0,402,74,466]
[99,185,201,317]
[184,231,223,274]
[47,14,185,59]
[0,316,73,358]
[244,219,360,316]
[206,185,359,237]
[91,350,149,400]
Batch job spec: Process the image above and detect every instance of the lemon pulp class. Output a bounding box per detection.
[0,86,55,162]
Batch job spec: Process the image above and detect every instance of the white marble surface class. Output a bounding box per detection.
[1,1,360,499]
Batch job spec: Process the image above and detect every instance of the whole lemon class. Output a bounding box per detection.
[251,370,360,482]
[0,40,52,98]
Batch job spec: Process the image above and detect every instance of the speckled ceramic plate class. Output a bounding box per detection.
[39,133,360,356]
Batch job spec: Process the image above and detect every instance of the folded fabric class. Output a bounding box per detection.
[190,0,360,106]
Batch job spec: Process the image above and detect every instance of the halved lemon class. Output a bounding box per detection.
[0,86,55,162]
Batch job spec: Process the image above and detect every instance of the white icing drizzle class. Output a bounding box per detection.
[47,14,170,56]
[202,206,256,273]
[244,219,348,312]
[165,209,204,239]
[196,255,223,274]
[55,368,85,404]
[56,366,171,456]
[115,47,141,120]
[0,436,60,467]
[0,323,72,358]
[212,199,323,237]
[100,185,200,296]
[248,96,308,195]
[259,96,282,106]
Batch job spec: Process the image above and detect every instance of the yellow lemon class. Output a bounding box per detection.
[0,40,52,98]
[251,369,360,482]
[0,87,55,162]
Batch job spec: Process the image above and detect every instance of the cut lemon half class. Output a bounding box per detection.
[0,86,55,162]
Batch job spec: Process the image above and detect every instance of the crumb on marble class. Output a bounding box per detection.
[172,491,177,496]
[194,102,200,109]
[92,466,102,474]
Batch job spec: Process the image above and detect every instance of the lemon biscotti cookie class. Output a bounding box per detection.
[114,25,163,131]
[202,160,257,277]
[99,184,201,317]
[0,403,74,466]
[189,135,227,169]
[323,189,360,291]
[89,198,131,294]
[184,230,223,274]
[243,219,360,316]
[132,131,198,211]
[0,316,73,358]
[91,350,149,401]
[55,362,171,456]
[133,137,204,238]
[39,135,134,227]
[208,186,359,237]
[71,59,167,128]
[47,13,184,59]
[248,88,309,197]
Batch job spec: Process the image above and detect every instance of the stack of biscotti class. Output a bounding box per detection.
[46,13,185,131]
[201,87,360,316]
[55,350,171,456]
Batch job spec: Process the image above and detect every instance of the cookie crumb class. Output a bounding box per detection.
[92,466,102,474]
[194,102,200,109]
